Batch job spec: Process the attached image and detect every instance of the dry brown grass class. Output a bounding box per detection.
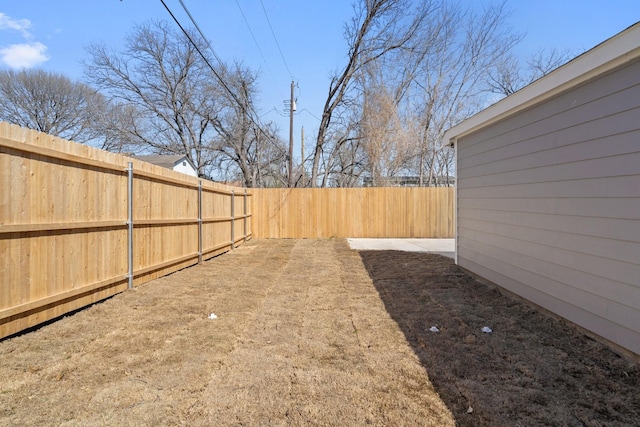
[0,239,454,426]
[2,239,638,426]
[359,250,640,427]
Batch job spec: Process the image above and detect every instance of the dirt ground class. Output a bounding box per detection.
[0,239,638,426]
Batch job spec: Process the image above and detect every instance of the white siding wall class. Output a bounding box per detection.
[456,59,640,355]
[173,160,197,177]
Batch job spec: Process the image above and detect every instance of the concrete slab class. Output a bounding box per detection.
[347,238,455,259]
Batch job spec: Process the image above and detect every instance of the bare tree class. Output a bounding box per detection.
[310,0,435,187]
[310,0,522,187]
[487,47,575,96]
[360,77,412,185]
[407,0,521,186]
[85,20,223,176]
[208,63,288,187]
[0,69,109,146]
[85,20,284,185]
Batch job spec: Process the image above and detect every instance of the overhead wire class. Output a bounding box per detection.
[177,0,224,67]
[159,0,277,143]
[259,0,293,79]
[233,0,276,83]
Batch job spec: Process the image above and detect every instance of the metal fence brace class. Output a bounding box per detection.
[198,180,203,265]
[127,162,134,290]
[244,189,248,242]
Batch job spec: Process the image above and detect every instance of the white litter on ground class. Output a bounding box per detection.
[481,326,492,333]
[208,313,218,320]
[429,326,440,333]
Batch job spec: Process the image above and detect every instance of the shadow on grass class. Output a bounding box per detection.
[358,250,640,427]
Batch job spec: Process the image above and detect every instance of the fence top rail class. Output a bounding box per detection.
[1,136,127,174]
[1,123,250,196]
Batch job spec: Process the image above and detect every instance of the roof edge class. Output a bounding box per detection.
[441,22,640,147]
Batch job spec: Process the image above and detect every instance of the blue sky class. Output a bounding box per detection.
[1,0,639,157]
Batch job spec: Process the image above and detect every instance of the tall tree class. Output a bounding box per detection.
[310,0,434,187]
[406,0,521,186]
[85,20,284,185]
[0,69,109,146]
[85,20,221,176]
[208,63,288,187]
[310,0,521,187]
[360,78,409,185]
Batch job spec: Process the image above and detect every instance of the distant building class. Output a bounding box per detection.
[135,154,197,177]
[362,175,455,187]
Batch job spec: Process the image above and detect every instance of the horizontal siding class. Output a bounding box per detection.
[459,141,640,187]
[458,60,640,160]
[458,225,639,300]
[457,209,640,242]
[457,58,640,356]
[457,174,640,199]
[459,217,639,266]
[459,129,640,182]
[458,196,640,220]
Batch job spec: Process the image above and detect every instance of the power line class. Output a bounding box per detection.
[298,109,321,121]
[233,0,276,82]
[259,0,293,79]
[159,0,276,144]
[177,0,224,67]
[160,0,233,100]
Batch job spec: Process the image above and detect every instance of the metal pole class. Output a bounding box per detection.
[243,188,247,242]
[127,162,134,290]
[288,80,295,187]
[230,190,235,249]
[301,126,305,187]
[198,180,202,265]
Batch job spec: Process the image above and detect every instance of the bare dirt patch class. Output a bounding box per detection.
[359,250,640,427]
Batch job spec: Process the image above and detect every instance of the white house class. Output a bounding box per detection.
[442,23,640,356]
[135,154,198,177]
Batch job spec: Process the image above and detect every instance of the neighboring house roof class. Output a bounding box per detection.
[135,154,197,176]
[135,154,189,169]
[441,22,640,147]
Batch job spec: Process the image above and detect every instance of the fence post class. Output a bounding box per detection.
[231,190,235,249]
[127,162,134,290]
[198,180,203,265]
[243,188,247,242]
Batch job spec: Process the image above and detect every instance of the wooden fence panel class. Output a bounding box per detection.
[252,187,454,239]
[0,122,251,339]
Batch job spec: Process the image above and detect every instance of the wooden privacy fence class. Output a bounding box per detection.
[252,187,454,239]
[0,123,251,339]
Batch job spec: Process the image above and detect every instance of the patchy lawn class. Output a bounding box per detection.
[1,239,638,426]
[359,250,640,427]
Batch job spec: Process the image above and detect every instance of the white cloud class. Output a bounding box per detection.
[0,12,49,68]
[0,12,32,38]
[0,42,49,68]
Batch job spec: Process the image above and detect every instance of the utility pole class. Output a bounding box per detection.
[301,126,305,187]
[288,80,295,188]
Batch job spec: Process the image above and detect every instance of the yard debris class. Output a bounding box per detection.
[429,326,440,333]
[208,313,218,320]
[481,326,492,333]
[467,406,474,414]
